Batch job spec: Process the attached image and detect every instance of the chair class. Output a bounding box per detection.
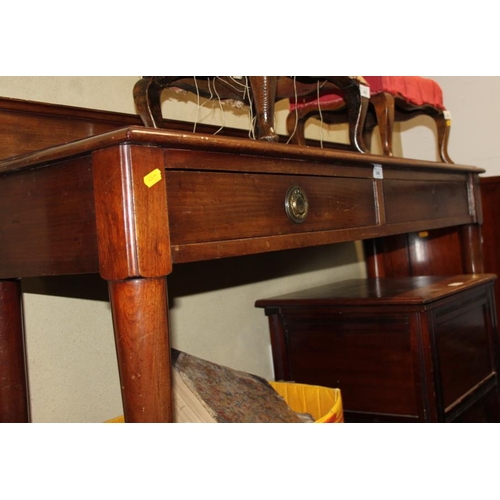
[133,76,370,153]
[286,76,453,163]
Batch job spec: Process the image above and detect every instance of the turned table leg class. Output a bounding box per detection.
[108,277,172,423]
[461,224,485,274]
[0,280,29,422]
[93,144,173,422]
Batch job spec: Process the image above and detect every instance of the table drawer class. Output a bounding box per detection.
[166,171,376,245]
[384,179,469,223]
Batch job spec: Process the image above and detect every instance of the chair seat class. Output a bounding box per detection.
[286,75,452,163]
[290,89,345,110]
[290,76,444,111]
[364,76,444,109]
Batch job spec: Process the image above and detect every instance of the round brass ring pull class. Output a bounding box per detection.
[285,186,309,223]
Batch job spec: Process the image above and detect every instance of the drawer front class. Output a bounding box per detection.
[166,171,376,245]
[384,180,469,224]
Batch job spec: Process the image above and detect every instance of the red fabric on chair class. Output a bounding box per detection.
[286,75,452,163]
[289,89,345,111]
[289,76,445,111]
[363,76,444,109]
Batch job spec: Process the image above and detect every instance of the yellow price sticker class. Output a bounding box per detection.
[143,168,162,188]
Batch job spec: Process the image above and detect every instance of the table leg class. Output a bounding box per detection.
[108,277,172,423]
[0,280,30,422]
[461,224,484,274]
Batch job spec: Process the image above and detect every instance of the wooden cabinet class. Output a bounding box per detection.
[256,274,500,422]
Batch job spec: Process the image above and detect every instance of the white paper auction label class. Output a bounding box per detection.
[373,164,383,179]
[360,85,370,98]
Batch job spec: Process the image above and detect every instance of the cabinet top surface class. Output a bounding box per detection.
[255,274,497,307]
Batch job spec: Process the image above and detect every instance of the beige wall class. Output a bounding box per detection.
[395,76,500,175]
[1,76,497,422]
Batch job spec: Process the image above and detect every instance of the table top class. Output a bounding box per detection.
[0,126,485,175]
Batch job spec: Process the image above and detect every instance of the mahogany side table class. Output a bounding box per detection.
[0,123,486,422]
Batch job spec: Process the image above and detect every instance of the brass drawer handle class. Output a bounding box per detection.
[285,186,309,223]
